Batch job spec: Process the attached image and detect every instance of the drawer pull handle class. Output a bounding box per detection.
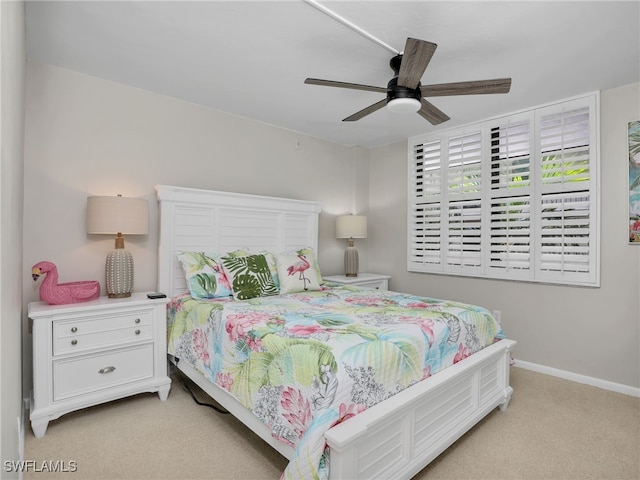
[71,339,78,346]
[135,318,141,324]
[135,329,141,335]
[98,366,116,374]
[71,327,78,333]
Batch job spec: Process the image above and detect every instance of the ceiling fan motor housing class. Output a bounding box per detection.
[387,76,422,102]
[387,54,422,102]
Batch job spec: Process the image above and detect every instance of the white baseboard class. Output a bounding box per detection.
[514,359,640,398]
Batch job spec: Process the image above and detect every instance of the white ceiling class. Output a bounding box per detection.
[25,1,640,148]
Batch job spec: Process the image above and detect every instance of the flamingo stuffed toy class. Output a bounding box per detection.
[31,261,100,305]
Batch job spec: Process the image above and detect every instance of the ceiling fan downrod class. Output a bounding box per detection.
[303,0,399,55]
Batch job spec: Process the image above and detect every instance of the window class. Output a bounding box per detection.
[408,94,599,286]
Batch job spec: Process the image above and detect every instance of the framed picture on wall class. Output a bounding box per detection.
[629,120,640,243]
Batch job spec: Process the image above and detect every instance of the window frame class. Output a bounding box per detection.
[407,93,600,287]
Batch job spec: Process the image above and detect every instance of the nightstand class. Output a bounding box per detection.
[28,293,171,438]
[323,273,391,290]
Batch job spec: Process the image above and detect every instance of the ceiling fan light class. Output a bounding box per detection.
[387,97,421,114]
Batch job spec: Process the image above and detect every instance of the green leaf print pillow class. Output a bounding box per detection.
[177,252,233,299]
[221,253,279,300]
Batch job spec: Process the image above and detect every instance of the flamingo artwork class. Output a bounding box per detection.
[31,261,100,305]
[286,254,311,290]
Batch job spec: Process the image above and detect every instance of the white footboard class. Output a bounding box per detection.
[173,339,515,480]
[325,339,516,480]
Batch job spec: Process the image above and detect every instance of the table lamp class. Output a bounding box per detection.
[86,195,148,298]
[336,214,367,277]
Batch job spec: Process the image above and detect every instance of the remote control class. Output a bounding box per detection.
[147,292,167,299]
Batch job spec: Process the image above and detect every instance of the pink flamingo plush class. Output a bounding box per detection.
[31,261,100,305]
[286,254,311,290]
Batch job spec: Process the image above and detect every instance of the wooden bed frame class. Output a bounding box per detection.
[156,184,516,480]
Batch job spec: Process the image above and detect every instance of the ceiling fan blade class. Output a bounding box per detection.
[397,38,437,90]
[343,98,387,122]
[421,78,512,97]
[305,78,387,94]
[418,99,450,125]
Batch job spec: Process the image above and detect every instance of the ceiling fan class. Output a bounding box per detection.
[305,37,512,125]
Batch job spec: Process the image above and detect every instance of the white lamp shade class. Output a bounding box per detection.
[336,215,367,239]
[87,196,149,235]
[387,97,421,114]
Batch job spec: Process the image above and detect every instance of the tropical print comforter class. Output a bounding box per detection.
[167,285,504,480]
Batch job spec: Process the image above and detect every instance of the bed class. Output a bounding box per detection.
[156,184,516,480]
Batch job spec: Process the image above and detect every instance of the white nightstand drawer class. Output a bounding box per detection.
[355,280,388,290]
[53,343,154,401]
[53,311,152,356]
[323,273,390,291]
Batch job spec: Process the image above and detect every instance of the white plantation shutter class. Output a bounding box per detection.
[415,140,442,197]
[409,139,443,268]
[407,93,599,286]
[539,193,591,275]
[446,132,483,272]
[488,117,533,279]
[489,198,531,273]
[447,132,483,195]
[447,199,483,268]
[536,102,596,284]
[411,203,442,266]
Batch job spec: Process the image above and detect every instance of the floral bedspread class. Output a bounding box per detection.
[167,285,504,480]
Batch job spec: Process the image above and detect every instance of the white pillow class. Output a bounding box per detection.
[285,247,323,284]
[276,253,321,294]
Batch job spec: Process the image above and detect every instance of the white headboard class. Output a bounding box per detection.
[155,185,322,297]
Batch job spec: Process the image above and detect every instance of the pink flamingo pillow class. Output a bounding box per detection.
[31,261,100,305]
[276,254,321,294]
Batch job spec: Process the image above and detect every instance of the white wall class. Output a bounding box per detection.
[23,63,370,294]
[368,83,640,390]
[22,62,370,393]
[1,0,26,475]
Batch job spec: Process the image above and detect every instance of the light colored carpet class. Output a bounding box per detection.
[24,367,640,480]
